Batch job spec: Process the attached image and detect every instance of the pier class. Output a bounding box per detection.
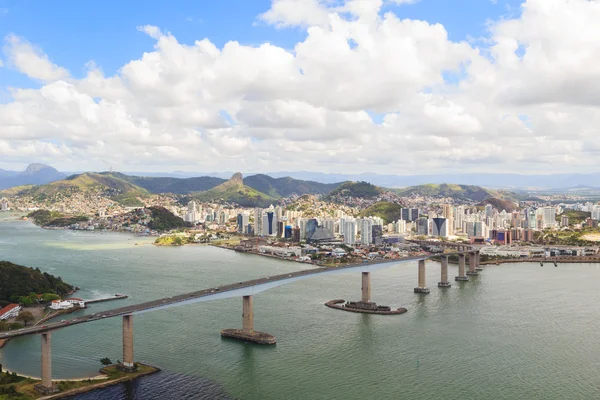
[84,294,129,304]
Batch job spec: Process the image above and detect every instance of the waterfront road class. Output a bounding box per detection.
[1,255,434,339]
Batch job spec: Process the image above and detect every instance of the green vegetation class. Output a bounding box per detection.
[154,234,193,246]
[556,210,590,225]
[147,206,188,231]
[15,311,34,326]
[359,202,403,224]
[27,210,89,228]
[534,228,600,246]
[0,322,24,333]
[10,172,149,207]
[117,173,225,195]
[395,183,498,202]
[189,173,275,207]
[0,364,158,400]
[326,181,382,199]
[244,174,342,198]
[100,358,112,366]
[0,261,74,304]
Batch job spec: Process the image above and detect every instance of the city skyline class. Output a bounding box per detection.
[1,0,599,174]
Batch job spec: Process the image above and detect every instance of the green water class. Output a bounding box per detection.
[1,217,600,399]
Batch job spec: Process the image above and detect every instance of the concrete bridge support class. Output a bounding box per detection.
[243,295,254,332]
[414,260,430,293]
[361,272,371,303]
[34,332,58,394]
[221,295,276,344]
[438,255,451,287]
[116,315,136,372]
[467,251,479,276]
[475,251,483,271]
[455,253,469,281]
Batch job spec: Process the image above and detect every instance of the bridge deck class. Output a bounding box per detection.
[1,248,470,339]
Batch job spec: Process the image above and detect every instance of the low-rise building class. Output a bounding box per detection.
[65,298,86,308]
[49,300,74,310]
[0,304,21,320]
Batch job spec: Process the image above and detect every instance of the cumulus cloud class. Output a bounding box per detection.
[0,0,599,174]
[3,35,70,82]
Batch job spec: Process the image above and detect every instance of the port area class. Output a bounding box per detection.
[0,363,159,400]
[325,299,408,315]
[220,329,277,345]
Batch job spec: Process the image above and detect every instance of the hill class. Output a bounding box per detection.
[0,261,74,305]
[244,174,342,198]
[478,198,518,212]
[556,210,591,225]
[0,163,65,190]
[147,206,189,230]
[3,172,149,206]
[359,202,403,224]
[326,181,383,199]
[116,173,226,194]
[396,184,499,202]
[188,173,275,207]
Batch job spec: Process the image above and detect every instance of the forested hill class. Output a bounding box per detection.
[0,261,74,305]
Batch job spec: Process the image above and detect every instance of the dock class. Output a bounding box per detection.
[85,294,128,304]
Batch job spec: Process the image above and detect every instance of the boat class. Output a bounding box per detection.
[540,261,543,267]
[554,260,558,267]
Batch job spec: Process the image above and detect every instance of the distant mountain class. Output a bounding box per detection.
[0,163,65,190]
[4,172,149,206]
[395,184,502,202]
[326,181,383,199]
[262,171,600,190]
[188,173,275,207]
[244,174,343,198]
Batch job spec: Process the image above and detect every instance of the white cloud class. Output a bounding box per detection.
[1,0,600,174]
[3,34,69,82]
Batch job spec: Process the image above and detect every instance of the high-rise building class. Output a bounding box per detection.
[359,218,373,245]
[485,204,493,217]
[262,211,278,236]
[372,225,383,245]
[306,219,319,240]
[237,213,249,234]
[416,217,429,235]
[561,216,569,227]
[442,205,454,235]
[344,220,356,244]
[0,198,9,211]
[254,208,263,236]
[432,217,448,237]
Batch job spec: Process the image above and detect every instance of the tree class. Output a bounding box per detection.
[100,357,112,366]
[41,293,60,302]
[16,311,35,326]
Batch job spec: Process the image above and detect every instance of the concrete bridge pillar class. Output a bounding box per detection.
[438,255,451,287]
[361,272,371,303]
[34,332,58,394]
[475,251,483,271]
[414,260,430,293]
[123,315,134,368]
[455,253,469,281]
[243,295,254,332]
[467,251,479,276]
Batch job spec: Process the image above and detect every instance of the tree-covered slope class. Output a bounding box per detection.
[0,261,74,304]
[325,181,382,199]
[395,184,496,202]
[244,174,342,198]
[189,173,275,207]
[359,202,403,224]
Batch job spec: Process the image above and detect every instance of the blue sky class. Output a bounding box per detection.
[0,0,521,86]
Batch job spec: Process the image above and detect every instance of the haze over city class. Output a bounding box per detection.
[1,0,599,174]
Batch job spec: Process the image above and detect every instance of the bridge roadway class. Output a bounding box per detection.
[1,254,441,340]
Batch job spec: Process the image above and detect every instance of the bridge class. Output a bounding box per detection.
[1,243,481,394]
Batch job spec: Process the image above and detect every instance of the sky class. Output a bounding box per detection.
[0,0,598,175]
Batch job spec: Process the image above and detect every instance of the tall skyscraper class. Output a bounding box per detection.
[344,220,356,244]
[360,218,373,245]
[416,217,429,235]
[432,217,448,237]
[254,208,263,236]
[442,204,454,235]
